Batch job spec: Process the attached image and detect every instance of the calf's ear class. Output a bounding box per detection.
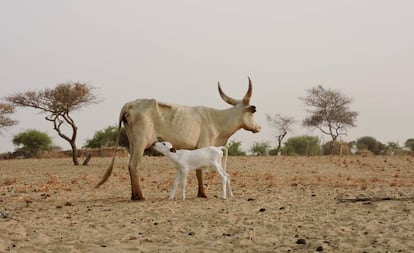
[170,148,176,153]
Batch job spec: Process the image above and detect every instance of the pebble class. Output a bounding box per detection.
[259,208,266,212]
[296,238,307,244]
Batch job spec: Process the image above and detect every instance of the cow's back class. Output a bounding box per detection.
[121,99,204,149]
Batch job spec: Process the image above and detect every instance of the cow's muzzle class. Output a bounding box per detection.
[252,125,261,133]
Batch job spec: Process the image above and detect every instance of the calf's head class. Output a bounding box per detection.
[152,141,176,154]
[218,77,261,133]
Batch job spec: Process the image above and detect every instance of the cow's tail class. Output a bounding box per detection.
[95,109,126,188]
[221,146,228,172]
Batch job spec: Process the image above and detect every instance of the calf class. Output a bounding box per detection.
[152,141,233,200]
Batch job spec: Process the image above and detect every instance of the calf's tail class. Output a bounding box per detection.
[95,109,126,188]
[221,146,228,172]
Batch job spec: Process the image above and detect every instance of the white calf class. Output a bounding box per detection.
[152,141,233,200]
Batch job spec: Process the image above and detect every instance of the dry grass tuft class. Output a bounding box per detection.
[1,177,17,186]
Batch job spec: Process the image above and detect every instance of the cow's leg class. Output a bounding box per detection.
[196,169,207,198]
[128,146,145,201]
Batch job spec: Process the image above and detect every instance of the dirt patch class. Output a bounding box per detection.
[1,156,414,252]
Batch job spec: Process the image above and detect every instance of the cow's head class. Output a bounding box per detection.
[218,77,261,133]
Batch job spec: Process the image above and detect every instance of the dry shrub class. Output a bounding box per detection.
[37,147,128,159]
[390,180,405,187]
[205,172,217,181]
[355,150,374,157]
[15,184,29,193]
[46,175,59,185]
[370,177,380,183]
[62,185,74,191]
[1,177,17,186]
[263,173,274,181]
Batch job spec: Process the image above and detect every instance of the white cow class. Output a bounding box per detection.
[96,78,261,201]
[152,141,233,200]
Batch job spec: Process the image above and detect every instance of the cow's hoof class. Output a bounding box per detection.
[197,192,208,198]
[131,194,145,201]
[131,197,145,201]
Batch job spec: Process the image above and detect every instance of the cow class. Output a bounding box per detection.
[151,141,233,200]
[96,78,261,201]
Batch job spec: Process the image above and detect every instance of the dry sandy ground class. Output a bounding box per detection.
[1,155,414,252]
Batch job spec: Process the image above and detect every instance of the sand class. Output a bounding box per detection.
[1,155,414,252]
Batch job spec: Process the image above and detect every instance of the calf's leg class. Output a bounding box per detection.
[226,173,233,197]
[170,171,181,200]
[214,164,228,199]
[181,171,188,200]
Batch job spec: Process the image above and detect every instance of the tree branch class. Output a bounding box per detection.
[337,197,414,203]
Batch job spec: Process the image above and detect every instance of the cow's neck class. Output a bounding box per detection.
[210,107,244,142]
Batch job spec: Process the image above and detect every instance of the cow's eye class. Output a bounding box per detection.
[248,105,256,113]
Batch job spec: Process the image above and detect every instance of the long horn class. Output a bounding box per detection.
[218,82,239,106]
[242,77,253,105]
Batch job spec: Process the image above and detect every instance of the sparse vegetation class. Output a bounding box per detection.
[322,141,351,155]
[404,138,414,151]
[301,85,358,155]
[12,129,53,157]
[6,82,99,165]
[281,135,321,156]
[356,136,384,155]
[0,103,17,130]
[227,141,246,156]
[2,84,412,158]
[249,141,271,156]
[266,114,295,156]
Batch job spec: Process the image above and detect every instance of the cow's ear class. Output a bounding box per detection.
[247,105,256,113]
[170,148,176,153]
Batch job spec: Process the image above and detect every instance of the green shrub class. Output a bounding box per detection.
[322,141,351,155]
[12,129,52,157]
[84,126,129,149]
[249,141,270,156]
[227,141,246,156]
[281,135,321,156]
[356,136,384,155]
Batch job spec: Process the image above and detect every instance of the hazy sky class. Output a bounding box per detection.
[1,1,413,153]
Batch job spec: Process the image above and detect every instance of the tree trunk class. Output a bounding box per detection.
[330,136,337,155]
[275,132,287,156]
[275,144,282,156]
[70,141,79,165]
[83,153,92,165]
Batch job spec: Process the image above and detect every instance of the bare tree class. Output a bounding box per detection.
[266,114,295,155]
[301,85,358,155]
[0,103,18,130]
[5,82,99,165]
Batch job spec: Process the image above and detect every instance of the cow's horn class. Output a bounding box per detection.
[242,77,252,105]
[218,82,239,106]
